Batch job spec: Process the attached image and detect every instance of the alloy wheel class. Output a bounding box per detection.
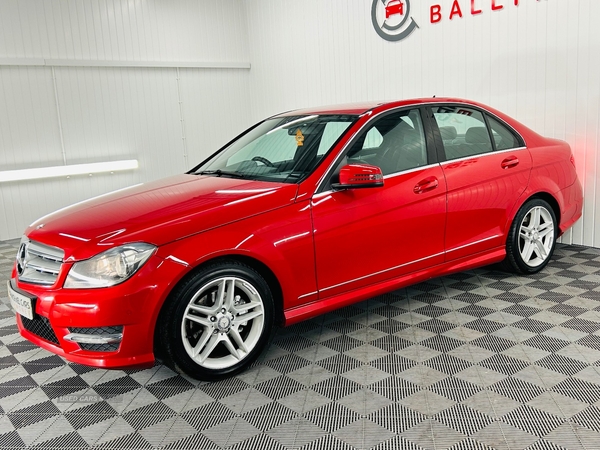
[180,276,265,370]
[518,205,555,268]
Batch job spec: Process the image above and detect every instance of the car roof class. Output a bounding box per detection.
[276,98,489,117]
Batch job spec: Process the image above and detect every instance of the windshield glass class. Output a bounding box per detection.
[194,115,357,183]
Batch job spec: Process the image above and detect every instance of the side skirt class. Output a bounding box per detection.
[284,247,506,326]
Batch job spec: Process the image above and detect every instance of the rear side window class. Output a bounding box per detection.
[432,106,493,160]
[487,115,521,150]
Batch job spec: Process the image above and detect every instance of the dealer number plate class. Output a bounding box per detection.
[7,281,34,320]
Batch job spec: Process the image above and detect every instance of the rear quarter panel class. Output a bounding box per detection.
[508,137,580,233]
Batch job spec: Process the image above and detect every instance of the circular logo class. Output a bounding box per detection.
[217,316,231,331]
[16,243,27,275]
[371,0,419,42]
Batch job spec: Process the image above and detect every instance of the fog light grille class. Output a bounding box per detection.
[67,326,123,352]
[21,315,60,346]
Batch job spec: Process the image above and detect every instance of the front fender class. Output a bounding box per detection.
[153,200,316,320]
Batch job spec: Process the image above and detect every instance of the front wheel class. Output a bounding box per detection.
[159,261,274,381]
[502,199,557,274]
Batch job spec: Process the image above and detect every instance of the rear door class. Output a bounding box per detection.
[430,105,532,260]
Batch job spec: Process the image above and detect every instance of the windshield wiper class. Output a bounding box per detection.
[197,170,247,179]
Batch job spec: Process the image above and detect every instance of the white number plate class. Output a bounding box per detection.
[7,281,34,320]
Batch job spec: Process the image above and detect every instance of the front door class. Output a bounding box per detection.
[311,108,447,299]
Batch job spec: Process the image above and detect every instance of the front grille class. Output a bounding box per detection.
[21,315,60,346]
[16,238,64,286]
[69,326,123,352]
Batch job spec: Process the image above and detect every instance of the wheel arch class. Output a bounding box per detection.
[153,253,285,363]
[209,254,285,327]
[528,192,561,229]
[501,193,560,274]
[507,190,562,241]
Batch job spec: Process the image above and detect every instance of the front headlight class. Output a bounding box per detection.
[64,243,156,289]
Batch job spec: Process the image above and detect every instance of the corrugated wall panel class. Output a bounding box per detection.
[246,0,600,248]
[0,0,249,62]
[0,0,251,240]
[180,68,253,165]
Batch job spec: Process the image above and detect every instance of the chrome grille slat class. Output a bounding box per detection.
[27,249,62,263]
[28,240,64,260]
[17,238,64,286]
[25,257,61,274]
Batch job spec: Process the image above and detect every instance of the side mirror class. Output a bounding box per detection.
[331,164,384,190]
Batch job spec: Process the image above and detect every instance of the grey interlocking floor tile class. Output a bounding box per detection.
[304,401,359,433]
[332,418,395,449]
[396,344,442,362]
[3,242,600,449]
[573,366,600,386]
[344,343,389,363]
[402,418,465,449]
[219,388,272,414]
[337,388,392,416]
[202,417,261,448]
[399,389,457,415]
[266,417,326,448]
[544,423,586,450]
[434,403,493,436]
[340,364,391,385]
[471,422,511,450]
[277,389,331,414]
[514,365,568,389]
[455,365,507,387]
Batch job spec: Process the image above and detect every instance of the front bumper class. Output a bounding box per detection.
[11,253,187,369]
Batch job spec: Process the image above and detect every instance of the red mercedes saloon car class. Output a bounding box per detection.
[9,98,583,380]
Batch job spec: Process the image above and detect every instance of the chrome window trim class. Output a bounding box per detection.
[429,102,526,148]
[314,101,527,195]
[440,146,528,166]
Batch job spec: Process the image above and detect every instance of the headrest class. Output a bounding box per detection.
[439,126,457,141]
[465,127,490,144]
[381,124,408,148]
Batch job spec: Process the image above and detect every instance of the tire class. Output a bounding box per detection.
[158,261,274,381]
[502,198,557,274]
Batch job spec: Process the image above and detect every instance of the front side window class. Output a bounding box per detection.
[195,115,356,183]
[433,106,493,160]
[344,108,427,176]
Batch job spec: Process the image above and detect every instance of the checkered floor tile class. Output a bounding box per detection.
[1,241,600,449]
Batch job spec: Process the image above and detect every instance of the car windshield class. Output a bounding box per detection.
[194,114,357,183]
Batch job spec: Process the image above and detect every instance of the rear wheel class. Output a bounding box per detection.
[502,199,557,274]
[159,261,274,381]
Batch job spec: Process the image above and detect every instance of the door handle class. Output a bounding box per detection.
[501,156,519,169]
[414,176,439,194]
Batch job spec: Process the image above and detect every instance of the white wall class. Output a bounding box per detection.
[246,0,600,248]
[0,0,252,240]
[1,0,599,248]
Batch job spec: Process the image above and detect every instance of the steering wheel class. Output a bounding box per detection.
[251,156,275,168]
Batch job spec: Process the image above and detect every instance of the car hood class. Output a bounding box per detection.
[26,174,298,261]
